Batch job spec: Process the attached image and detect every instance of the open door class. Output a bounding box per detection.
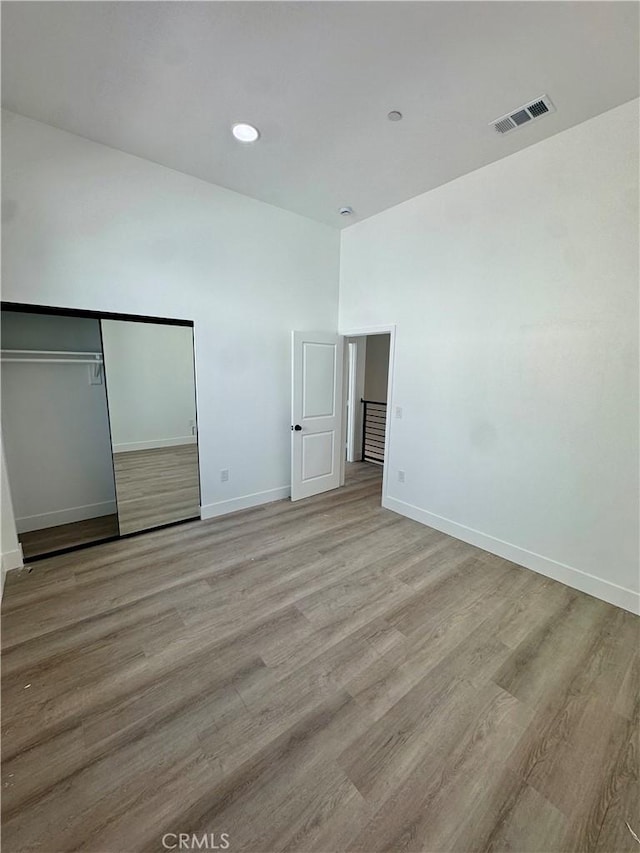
[291,331,343,501]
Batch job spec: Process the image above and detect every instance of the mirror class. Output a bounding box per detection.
[100,320,200,535]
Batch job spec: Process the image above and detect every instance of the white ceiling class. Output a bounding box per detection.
[2,2,638,228]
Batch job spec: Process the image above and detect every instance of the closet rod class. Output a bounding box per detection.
[1,349,102,356]
[1,358,104,364]
[1,349,103,364]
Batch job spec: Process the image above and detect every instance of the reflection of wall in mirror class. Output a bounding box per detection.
[101,321,196,453]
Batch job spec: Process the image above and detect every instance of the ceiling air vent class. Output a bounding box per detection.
[490,95,555,135]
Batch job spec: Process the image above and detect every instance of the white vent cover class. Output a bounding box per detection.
[490,95,556,134]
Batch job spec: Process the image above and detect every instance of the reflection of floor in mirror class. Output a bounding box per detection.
[18,514,119,559]
[113,444,200,535]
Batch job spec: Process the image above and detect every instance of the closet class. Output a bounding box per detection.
[1,304,200,560]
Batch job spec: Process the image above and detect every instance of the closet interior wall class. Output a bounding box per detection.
[1,310,118,558]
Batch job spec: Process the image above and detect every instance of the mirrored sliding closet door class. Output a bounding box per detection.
[100,320,200,535]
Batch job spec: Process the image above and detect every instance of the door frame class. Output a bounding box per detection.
[338,324,396,503]
[345,338,369,464]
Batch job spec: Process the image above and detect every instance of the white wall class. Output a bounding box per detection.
[101,320,196,451]
[364,334,390,402]
[1,312,117,532]
[1,111,340,523]
[340,99,640,614]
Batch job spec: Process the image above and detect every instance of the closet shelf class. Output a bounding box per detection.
[1,349,103,364]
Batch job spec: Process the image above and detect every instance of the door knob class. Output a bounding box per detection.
[292,424,302,431]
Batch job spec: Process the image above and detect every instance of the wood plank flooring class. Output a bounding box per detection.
[18,514,119,559]
[112,444,200,535]
[1,463,638,853]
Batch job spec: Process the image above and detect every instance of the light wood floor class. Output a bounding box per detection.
[1,463,638,852]
[113,444,200,535]
[18,514,119,560]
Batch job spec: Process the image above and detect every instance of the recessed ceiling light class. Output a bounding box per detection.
[387,110,403,122]
[232,123,260,142]
[339,207,353,217]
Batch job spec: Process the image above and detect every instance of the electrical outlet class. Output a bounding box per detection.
[398,470,405,483]
[220,469,229,483]
[395,406,403,419]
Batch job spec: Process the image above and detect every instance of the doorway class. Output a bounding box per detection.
[343,330,392,497]
[290,326,394,503]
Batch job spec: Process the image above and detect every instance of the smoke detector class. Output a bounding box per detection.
[490,95,556,135]
[339,207,353,217]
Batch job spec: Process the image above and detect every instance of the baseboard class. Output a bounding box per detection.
[383,495,640,616]
[2,545,24,598]
[114,437,196,453]
[201,486,290,519]
[16,501,117,534]
[2,546,24,572]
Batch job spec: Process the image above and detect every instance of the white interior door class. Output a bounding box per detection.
[291,331,343,501]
